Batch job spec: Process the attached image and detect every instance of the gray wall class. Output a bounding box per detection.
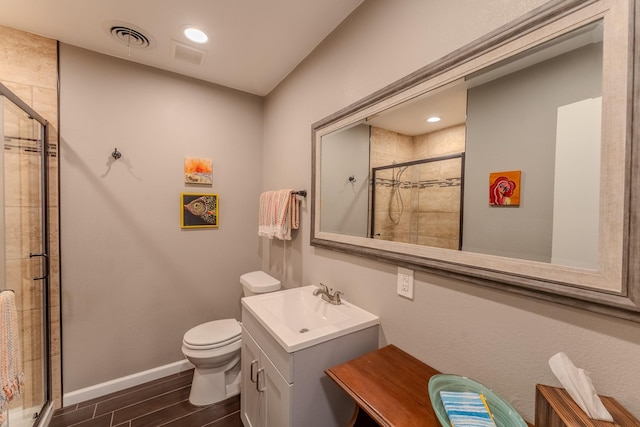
[59,45,264,391]
[320,124,370,237]
[262,0,640,422]
[463,42,603,261]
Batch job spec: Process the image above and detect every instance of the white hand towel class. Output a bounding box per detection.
[258,190,299,240]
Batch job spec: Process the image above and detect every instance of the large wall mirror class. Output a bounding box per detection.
[311,0,640,321]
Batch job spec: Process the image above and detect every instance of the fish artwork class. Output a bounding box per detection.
[184,196,217,224]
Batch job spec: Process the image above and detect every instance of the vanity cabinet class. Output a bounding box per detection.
[240,306,379,427]
[241,327,291,427]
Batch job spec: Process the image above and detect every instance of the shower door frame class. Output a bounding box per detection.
[370,153,465,248]
[0,82,53,427]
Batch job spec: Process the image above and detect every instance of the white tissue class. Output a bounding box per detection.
[548,352,613,422]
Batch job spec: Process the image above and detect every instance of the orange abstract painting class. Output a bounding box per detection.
[489,170,521,206]
[184,157,213,184]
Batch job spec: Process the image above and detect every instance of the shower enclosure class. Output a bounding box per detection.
[371,153,464,249]
[1,83,54,427]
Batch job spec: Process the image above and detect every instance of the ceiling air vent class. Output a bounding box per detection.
[171,41,206,66]
[105,21,155,49]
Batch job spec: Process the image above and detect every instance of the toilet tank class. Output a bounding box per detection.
[240,271,281,297]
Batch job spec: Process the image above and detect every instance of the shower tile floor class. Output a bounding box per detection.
[49,370,242,427]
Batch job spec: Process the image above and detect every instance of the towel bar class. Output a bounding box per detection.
[292,190,307,197]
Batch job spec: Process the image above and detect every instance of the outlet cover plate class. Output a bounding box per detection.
[397,267,414,299]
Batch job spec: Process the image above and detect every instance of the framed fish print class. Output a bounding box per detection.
[181,193,218,229]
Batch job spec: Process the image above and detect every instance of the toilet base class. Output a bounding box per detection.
[188,356,241,406]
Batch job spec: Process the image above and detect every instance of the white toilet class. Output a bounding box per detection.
[181,271,281,406]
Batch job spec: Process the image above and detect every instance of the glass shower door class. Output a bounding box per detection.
[1,89,50,426]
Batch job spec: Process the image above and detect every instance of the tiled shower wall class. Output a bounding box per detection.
[0,25,61,411]
[370,124,465,247]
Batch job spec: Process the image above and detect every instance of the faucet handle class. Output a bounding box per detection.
[332,290,343,304]
[313,283,329,296]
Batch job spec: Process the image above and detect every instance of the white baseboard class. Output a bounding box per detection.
[63,359,194,406]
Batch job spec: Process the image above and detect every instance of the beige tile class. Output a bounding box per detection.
[3,151,42,208]
[418,212,461,241]
[48,207,59,258]
[2,95,41,141]
[370,126,413,159]
[21,357,45,408]
[413,124,465,158]
[48,256,60,308]
[20,308,44,362]
[0,26,57,90]
[48,159,59,208]
[418,161,441,182]
[0,81,32,105]
[4,206,43,260]
[3,151,21,206]
[4,259,23,299]
[51,354,62,409]
[33,86,58,125]
[50,304,60,358]
[418,186,461,213]
[21,261,43,312]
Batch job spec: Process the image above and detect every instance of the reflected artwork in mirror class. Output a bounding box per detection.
[312,0,640,321]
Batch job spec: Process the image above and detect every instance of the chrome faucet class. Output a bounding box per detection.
[313,283,343,305]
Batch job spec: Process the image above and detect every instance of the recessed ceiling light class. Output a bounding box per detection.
[427,116,442,123]
[184,27,208,44]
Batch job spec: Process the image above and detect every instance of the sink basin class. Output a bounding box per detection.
[241,285,379,352]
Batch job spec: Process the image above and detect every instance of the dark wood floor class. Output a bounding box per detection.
[50,370,242,427]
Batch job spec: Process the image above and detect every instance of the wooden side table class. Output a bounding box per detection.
[326,344,440,426]
[326,344,534,427]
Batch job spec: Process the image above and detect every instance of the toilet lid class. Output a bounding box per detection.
[183,319,241,350]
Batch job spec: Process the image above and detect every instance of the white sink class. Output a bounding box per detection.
[241,285,379,352]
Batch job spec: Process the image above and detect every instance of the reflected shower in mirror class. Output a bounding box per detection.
[319,20,603,269]
[371,154,464,250]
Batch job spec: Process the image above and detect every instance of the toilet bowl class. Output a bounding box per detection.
[182,271,281,406]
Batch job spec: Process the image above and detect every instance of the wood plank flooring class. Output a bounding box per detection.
[50,370,242,427]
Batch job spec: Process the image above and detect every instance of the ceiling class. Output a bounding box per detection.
[366,80,468,136]
[0,0,364,96]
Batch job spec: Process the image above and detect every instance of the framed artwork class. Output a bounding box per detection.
[489,170,521,206]
[181,193,218,228]
[184,157,213,184]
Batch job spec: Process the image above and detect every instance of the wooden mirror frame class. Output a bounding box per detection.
[311,0,640,322]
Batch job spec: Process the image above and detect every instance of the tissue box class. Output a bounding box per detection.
[535,384,638,427]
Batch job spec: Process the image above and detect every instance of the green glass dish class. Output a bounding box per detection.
[428,374,528,427]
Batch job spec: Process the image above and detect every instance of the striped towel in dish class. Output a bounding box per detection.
[258,189,299,240]
[440,391,497,427]
[0,291,23,424]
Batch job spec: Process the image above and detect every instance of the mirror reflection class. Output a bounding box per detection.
[320,20,603,269]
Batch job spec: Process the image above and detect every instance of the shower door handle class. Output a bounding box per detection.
[29,252,49,281]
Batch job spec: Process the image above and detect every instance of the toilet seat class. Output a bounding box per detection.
[183,319,241,350]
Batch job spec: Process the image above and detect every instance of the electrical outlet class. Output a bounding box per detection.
[397,266,414,299]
